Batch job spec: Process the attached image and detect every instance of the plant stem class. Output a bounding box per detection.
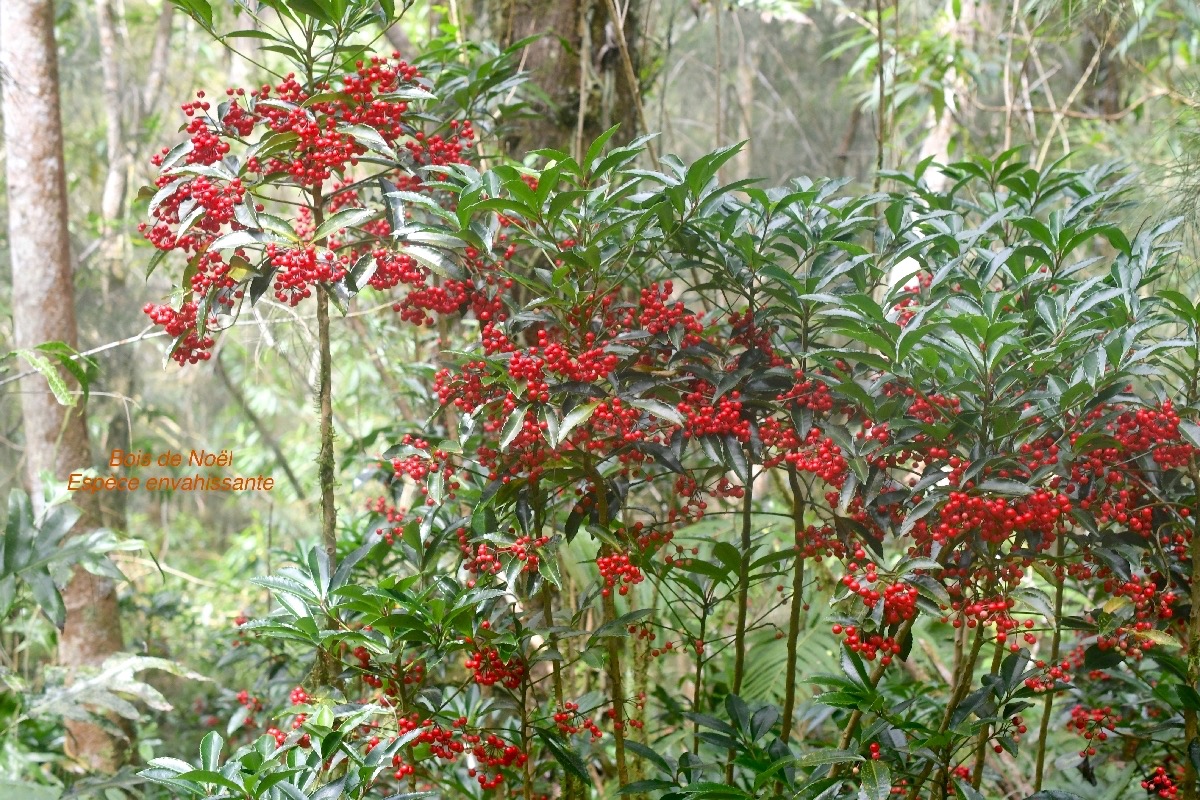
[1183,463,1200,800]
[601,576,630,788]
[542,581,578,800]
[781,465,807,743]
[732,461,754,696]
[971,643,1004,788]
[312,191,337,565]
[307,187,340,691]
[726,458,755,784]
[691,606,707,754]
[829,615,915,780]
[1033,533,1067,791]
[521,672,533,800]
[908,620,987,800]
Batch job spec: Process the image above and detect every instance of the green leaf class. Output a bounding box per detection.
[535,728,590,781]
[200,731,223,771]
[283,0,336,25]
[25,569,65,630]
[500,405,528,451]
[173,770,243,792]
[168,0,213,28]
[858,760,891,800]
[402,244,462,279]
[208,229,281,250]
[795,749,863,767]
[589,609,653,644]
[557,401,600,446]
[585,125,622,172]
[15,349,73,406]
[628,397,684,426]
[619,781,675,795]
[313,207,380,241]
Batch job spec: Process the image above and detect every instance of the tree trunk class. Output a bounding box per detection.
[1081,9,1122,116]
[884,0,977,294]
[484,0,642,156]
[0,0,129,772]
[915,0,977,193]
[95,0,127,239]
[228,5,261,90]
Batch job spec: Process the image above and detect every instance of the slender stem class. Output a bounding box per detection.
[1033,533,1067,791]
[908,621,987,800]
[732,462,754,695]
[726,459,755,784]
[713,0,722,167]
[314,221,337,563]
[214,353,307,499]
[781,466,807,742]
[518,664,533,800]
[541,580,577,800]
[873,0,886,193]
[971,643,1004,788]
[1183,462,1200,800]
[829,615,915,780]
[599,0,658,165]
[691,606,707,754]
[602,577,630,788]
[306,184,339,691]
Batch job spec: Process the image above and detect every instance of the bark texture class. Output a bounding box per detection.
[483,0,642,155]
[1,0,129,772]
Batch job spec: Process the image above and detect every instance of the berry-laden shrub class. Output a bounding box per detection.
[141,4,1200,800]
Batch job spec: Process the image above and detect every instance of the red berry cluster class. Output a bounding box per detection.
[464,647,526,689]
[1067,704,1119,757]
[829,624,901,664]
[597,550,644,597]
[1142,766,1180,798]
[234,689,263,728]
[143,301,215,365]
[142,52,479,365]
[553,702,603,741]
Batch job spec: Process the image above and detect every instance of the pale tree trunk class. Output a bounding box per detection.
[95,0,175,266]
[95,0,127,242]
[93,0,175,529]
[885,0,977,294]
[1,0,129,772]
[228,6,261,90]
[915,0,977,193]
[732,10,756,180]
[142,3,175,118]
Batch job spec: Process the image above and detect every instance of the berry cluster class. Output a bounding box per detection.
[597,550,644,597]
[1142,766,1180,798]
[553,702,603,741]
[464,647,526,689]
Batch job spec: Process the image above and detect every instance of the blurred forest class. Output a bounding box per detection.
[6,0,1200,796]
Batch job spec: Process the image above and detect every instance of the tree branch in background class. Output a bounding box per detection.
[214,351,308,500]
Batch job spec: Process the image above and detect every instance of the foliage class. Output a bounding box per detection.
[128,1,1200,794]
[9,0,1200,798]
